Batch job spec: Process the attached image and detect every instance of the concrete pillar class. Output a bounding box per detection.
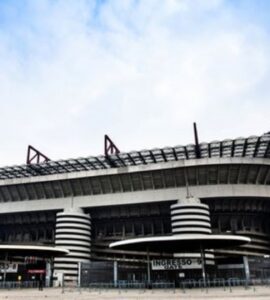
[243,256,250,284]
[113,261,118,287]
[45,260,52,287]
[78,262,81,287]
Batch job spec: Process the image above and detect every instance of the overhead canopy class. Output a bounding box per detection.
[0,133,269,179]
[0,245,69,258]
[109,234,251,252]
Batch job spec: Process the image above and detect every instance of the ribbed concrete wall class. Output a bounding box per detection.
[54,208,91,283]
[171,198,212,235]
[171,197,214,265]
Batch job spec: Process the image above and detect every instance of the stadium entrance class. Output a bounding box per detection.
[0,245,68,287]
[80,260,217,288]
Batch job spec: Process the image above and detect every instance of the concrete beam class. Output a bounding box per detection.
[0,157,269,186]
[0,184,269,214]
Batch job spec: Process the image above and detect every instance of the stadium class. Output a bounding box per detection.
[0,124,269,287]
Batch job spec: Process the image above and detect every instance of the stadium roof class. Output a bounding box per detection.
[0,132,269,180]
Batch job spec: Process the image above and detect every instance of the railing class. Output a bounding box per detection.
[0,281,39,289]
[81,277,270,290]
[85,281,174,289]
[0,277,270,290]
[179,277,265,290]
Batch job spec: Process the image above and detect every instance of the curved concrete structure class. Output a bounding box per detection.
[109,234,251,252]
[110,196,251,252]
[54,208,91,282]
[0,245,69,257]
[171,198,212,235]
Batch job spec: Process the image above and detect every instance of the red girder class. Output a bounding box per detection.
[26,145,50,165]
[104,135,120,156]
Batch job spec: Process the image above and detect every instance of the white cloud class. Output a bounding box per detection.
[0,0,269,166]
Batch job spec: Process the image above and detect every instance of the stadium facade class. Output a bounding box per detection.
[0,127,270,286]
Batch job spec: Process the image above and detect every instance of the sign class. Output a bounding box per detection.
[0,263,18,273]
[217,264,244,269]
[152,259,202,270]
[25,256,38,264]
[28,270,45,274]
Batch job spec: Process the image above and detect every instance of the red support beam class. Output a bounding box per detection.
[104,135,120,156]
[26,145,50,165]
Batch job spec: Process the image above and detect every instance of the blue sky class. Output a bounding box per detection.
[0,0,269,166]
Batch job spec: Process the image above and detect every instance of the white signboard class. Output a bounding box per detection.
[152,259,202,270]
[0,263,18,273]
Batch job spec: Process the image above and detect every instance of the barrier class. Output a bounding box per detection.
[1,277,266,292]
[83,278,270,290]
[0,281,39,289]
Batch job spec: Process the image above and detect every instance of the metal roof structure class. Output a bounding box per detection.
[0,132,269,180]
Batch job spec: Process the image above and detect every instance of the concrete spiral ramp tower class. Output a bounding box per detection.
[170,197,214,264]
[53,208,91,284]
[171,197,212,235]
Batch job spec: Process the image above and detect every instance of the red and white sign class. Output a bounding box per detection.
[27,269,45,274]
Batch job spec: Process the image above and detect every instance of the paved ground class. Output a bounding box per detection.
[0,286,270,299]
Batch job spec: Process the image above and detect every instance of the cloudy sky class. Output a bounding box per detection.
[0,0,269,166]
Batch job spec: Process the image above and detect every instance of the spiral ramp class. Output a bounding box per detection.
[53,208,91,284]
[170,197,214,265]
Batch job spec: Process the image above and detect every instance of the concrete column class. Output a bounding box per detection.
[243,256,250,284]
[113,261,118,287]
[200,245,206,288]
[45,260,52,287]
[78,262,81,287]
[147,248,151,287]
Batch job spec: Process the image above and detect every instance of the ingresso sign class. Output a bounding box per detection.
[152,259,202,270]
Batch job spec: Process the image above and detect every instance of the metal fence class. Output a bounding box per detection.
[0,281,39,289]
[0,277,269,291]
[80,277,270,290]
